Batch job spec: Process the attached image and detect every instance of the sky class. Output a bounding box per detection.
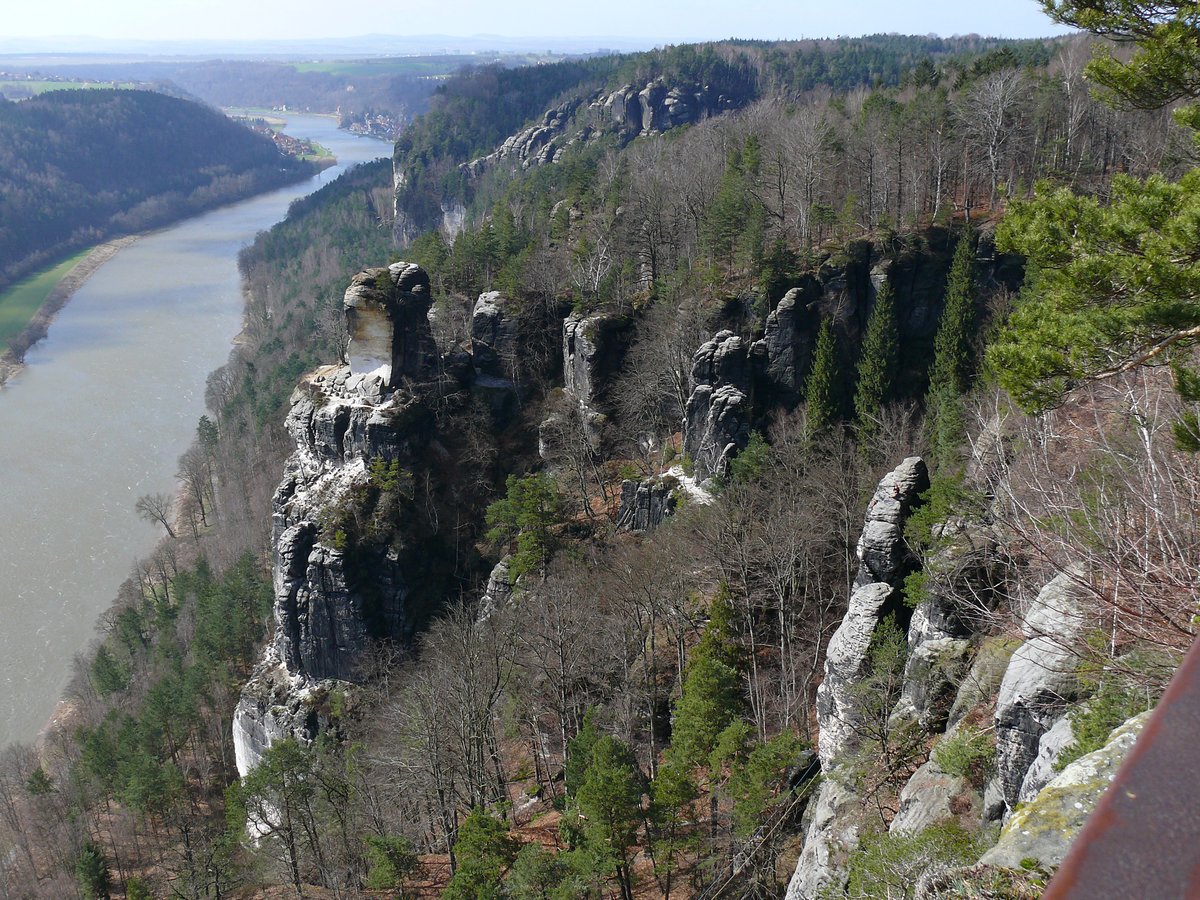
[2,0,1072,46]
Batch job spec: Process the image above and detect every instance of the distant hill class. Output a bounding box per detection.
[0,88,315,289]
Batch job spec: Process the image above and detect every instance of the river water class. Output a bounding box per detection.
[0,114,388,747]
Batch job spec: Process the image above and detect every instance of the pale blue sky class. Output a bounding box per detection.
[3,0,1071,44]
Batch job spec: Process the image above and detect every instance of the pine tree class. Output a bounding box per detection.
[805,319,842,439]
[853,280,900,450]
[665,594,743,772]
[575,736,644,900]
[926,230,977,468]
[76,843,111,900]
[444,808,519,900]
[929,230,977,396]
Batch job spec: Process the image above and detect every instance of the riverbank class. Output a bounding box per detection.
[0,236,140,388]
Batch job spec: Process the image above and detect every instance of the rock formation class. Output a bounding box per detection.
[234,263,442,778]
[683,330,754,481]
[786,456,928,900]
[993,569,1086,810]
[615,476,679,532]
[751,282,820,402]
[471,291,520,383]
[980,712,1149,870]
[461,80,743,184]
[815,456,929,766]
[344,262,436,389]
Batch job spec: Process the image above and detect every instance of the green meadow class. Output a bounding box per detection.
[0,249,90,347]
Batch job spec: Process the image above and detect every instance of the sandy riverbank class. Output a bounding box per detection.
[0,236,140,388]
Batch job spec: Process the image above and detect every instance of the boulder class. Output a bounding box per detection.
[890,757,978,835]
[980,712,1150,871]
[994,569,1087,809]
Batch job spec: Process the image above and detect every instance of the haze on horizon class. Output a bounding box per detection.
[5,0,1072,49]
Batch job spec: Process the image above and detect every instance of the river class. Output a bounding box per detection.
[0,114,388,747]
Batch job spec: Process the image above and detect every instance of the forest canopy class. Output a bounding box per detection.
[0,88,314,290]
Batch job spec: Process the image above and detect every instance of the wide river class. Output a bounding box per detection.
[0,114,388,747]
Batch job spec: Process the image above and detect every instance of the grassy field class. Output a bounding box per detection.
[301,141,334,161]
[0,80,139,98]
[0,249,90,347]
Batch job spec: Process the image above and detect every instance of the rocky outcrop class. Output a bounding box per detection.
[896,521,1003,731]
[993,569,1087,810]
[816,456,928,766]
[477,557,514,621]
[235,263,442,779]
[889,756,977,835]
[980,712,1149,871]
[785,780,862,900]
[344,262,436,388]
[751,283,820,402]
[786,457,927,900]
[471,291,520,382]
[893,637,973,733]
[683,331,753,481]
[615,476,679,532]
[563,312,632,409]
[462,80,743,183]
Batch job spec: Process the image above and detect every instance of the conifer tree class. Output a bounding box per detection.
[853,280,900,449]
[444,808,519,900]
[926,230,977,468]
[76,843,111,900]
[929,230,977,396]
[805,319,842,439]
[575,736,644,900]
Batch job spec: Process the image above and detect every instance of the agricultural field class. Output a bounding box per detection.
[0,248,89,347]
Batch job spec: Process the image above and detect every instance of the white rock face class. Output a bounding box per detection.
[784,779,860,900]
[981,712,1149,870]
[994,568,1088,809]
[816,581,892,766]
[344,278,394,383]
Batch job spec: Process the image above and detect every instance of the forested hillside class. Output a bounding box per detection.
[0,89,315,291]
[2,14,1199,899]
